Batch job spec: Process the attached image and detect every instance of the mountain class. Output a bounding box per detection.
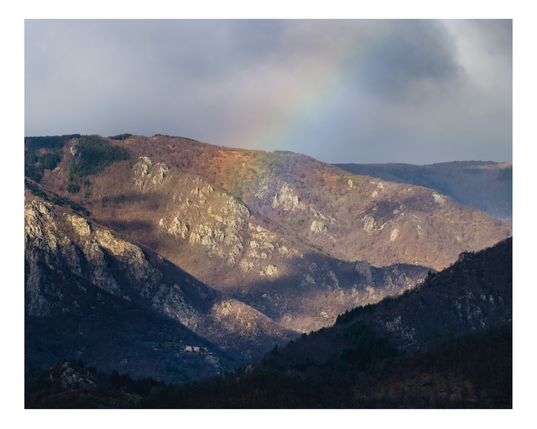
[24,133,512,384]
[334,236,512,347]
[32,135,511,271]
[161,237,513,408]
[334,161,512,223]
[24,198,300,380]
[26,237,512,408]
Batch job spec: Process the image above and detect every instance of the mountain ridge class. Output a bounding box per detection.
[24,199,292,379]
[24,133,512,386]
[25,133,512,332]
[25,237,512,408]
[33,134,511,269]
[168,236,513,408]
[335,161,512,223]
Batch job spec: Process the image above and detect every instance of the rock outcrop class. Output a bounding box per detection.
[132,156,169,192]
[24,199,294,376]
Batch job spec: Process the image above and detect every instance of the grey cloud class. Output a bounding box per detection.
[25,19,512,165]
[358,20,461,102]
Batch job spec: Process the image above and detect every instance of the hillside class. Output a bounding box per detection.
[167,236,513,408]
[33,135,511,272]
[24,133,512,383]
[25,195,430,378]
[24,199,293,380]
[335,161,512,223]
[26,238,512,408]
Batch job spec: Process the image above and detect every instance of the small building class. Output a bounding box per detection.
[185,345,200,352]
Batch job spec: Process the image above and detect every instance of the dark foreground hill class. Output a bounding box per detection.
[26,237,512,408]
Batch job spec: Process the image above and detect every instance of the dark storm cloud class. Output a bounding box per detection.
[25,19,512,164]
[359,20,461,101]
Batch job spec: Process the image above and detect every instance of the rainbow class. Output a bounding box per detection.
[228,23,393,156]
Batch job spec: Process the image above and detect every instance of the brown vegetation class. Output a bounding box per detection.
[335,161,512,223]
[25,134,512,407]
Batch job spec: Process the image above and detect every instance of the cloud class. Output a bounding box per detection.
[356,20,461,102]
[25,19,512,164]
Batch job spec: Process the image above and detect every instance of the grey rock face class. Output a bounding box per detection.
[24,199,294,363]
[132,156,169,192]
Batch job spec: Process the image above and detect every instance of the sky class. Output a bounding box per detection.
[24,19,512,165]
[9,4,536,427]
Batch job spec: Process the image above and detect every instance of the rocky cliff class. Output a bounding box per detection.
[24,199,295,381]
